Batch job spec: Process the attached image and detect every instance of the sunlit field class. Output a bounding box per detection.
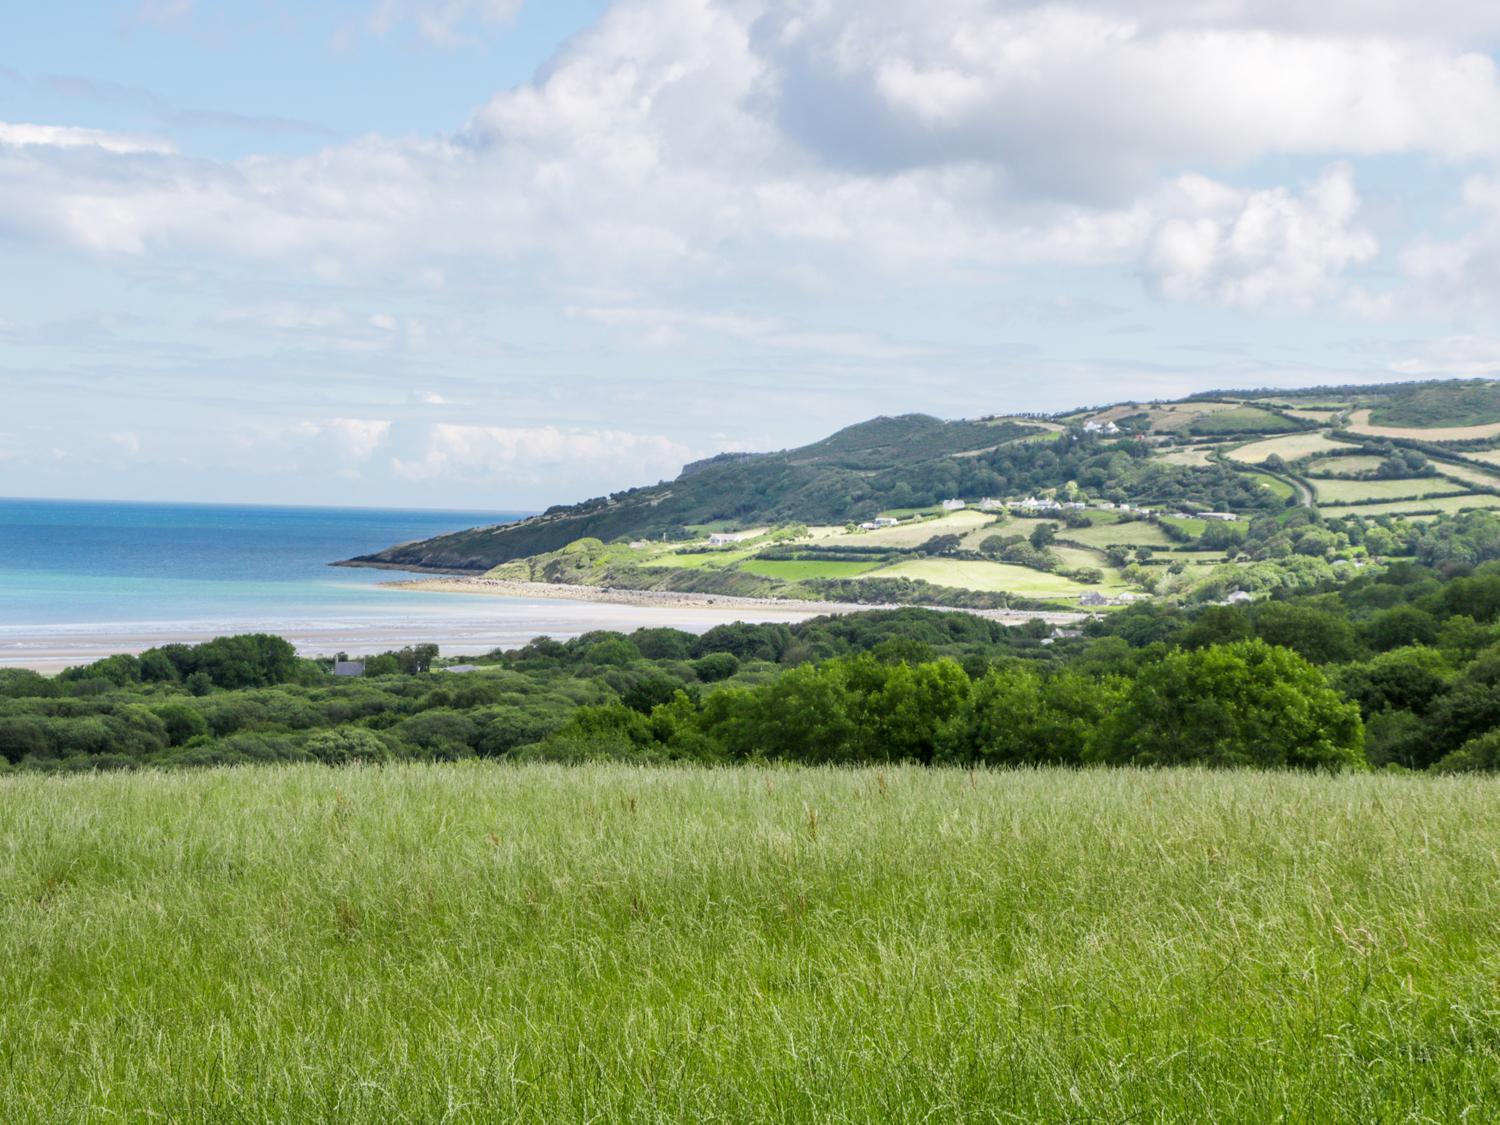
[3,763,1499,1121]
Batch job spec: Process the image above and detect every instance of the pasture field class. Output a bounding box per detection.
[636,547,757,570]
[1463,449,1500,467]
[2,764,1498,1122]
[1319,493,1500,519]
[861,557,1099,596]
[1432,460,1500,489]
[1156,445,1215,466]
[1242,470,1297,500]
[1304,454,1387,476]
[1310,477,1468,504]
[1157,514,1208,537]
[739,558,882,581]
[1346,409,1500,442]
[1058,518,1174,549]
[1226,430,1351,464]
[821,511,994,548]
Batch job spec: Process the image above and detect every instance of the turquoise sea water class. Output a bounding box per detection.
[0,498,823,667]
[0,497,525,629]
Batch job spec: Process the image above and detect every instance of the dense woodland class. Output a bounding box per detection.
[9,510,1500,773]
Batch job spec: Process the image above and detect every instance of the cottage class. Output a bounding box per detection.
[1078,591,1110,607]
[859,521,880,530]
[1200,512,1239,522]
[977,498,1004,511]
[708,531,756,546]
[331,661,365,678]
[1083,420,1121,435]
[873,517,899,527]
[941,498,967,512]
[1225,590,1253,605]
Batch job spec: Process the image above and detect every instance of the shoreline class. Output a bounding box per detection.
[383,575,1090,626]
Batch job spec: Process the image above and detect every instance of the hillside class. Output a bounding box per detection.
[350,380,1500,608]
[350,414,1035,569]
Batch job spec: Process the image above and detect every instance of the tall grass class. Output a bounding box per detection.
[2,763,1499,1121]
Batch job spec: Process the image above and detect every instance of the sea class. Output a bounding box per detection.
[0,497,818,669]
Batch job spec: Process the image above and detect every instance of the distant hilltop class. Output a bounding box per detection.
[344,380,1500,587]
[677,450,770,479]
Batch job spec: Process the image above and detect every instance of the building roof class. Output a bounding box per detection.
[331,661,365,677]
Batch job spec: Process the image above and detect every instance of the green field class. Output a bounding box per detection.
[3,764,1498,1120]
[1058,518,1174,549]
[1238,470,1297,501]
[1433,460,1500,489]
[822,511,994,548]
[1304,454,1387,476]
[740,558,882,580]
[636,547,757,570]
[1319,493,1500,518]
[1227,431,1350,464]
[1311,477,1468,504]
[861,557,1100,596]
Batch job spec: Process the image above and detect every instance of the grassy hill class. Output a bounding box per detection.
[351,414,1032,570]
[4,763,1497,1120]
[351,379,1500,606]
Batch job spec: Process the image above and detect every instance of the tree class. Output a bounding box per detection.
[1029,522,1058,549]
[920,534,963,556]
[1250,602,1360,664]
[947,665,1122,766]
[1093,640,1365,770]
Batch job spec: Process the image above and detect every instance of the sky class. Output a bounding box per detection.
[5,2,1500,509]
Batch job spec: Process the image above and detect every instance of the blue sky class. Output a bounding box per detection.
[5,1,1500,508]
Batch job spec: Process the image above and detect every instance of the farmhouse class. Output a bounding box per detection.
[1083,420,1121,435]
[1200,512,1239,522]
[941,498,967,511]
[708,531,756,546]
[1078,591,1110,607]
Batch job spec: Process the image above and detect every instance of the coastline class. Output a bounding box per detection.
[384,575,1090,626]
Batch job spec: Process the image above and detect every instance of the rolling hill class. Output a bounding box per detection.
[348,379,1500,610]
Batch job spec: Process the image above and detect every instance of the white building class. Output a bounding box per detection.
[941,498,967,512]
[1083,420,1121,435]
[1200,512,1239,522]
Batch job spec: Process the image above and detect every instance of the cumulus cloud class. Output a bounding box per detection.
[1142,165,1377,310]
[5,0,1500,325]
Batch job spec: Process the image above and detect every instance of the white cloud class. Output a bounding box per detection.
[1142,165,1377,310]
[1389,335,1500,377]
[0,122,174,156]
[5,0,1500,332]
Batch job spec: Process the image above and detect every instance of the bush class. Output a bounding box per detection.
[1094,640,1365,770]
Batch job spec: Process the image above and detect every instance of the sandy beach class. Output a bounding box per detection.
[386,576,1089,626]
[1,572,1085,674]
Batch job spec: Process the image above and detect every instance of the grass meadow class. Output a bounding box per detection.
[861,558,1096,596]
[3,764,1499,1121]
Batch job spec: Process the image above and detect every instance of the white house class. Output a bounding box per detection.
[941,498,967,512]
[874,517,899,527]
[708,531,757,546]
[977,498,1004,511]
[1083,420,1121,435]
[1225,590,1253,604]
[1200,512,1239,522]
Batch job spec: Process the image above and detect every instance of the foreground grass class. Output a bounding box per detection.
[3,765,1500,1121]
